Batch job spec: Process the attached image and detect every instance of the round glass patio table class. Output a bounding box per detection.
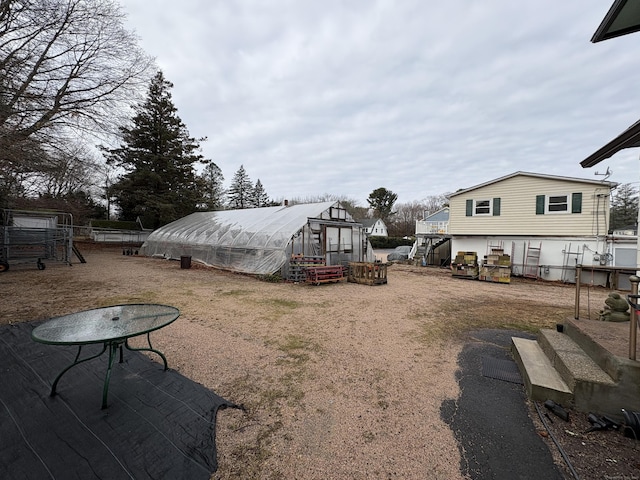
[32,304,180,408]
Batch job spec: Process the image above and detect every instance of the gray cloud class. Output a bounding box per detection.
[122,0,640,204]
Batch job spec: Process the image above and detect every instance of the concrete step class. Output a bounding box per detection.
[512,328,636,419]
[538,329,616,390]
[511,337,572,406]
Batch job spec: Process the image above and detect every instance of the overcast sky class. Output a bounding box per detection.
[120,1,640,206]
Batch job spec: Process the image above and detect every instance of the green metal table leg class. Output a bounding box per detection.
[101,341,121,409]
[125,332,168,370]
[50,344,108,397]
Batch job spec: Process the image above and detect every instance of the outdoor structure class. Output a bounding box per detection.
[360,218,388,237]
[0,209,74,271]
[447,172,617,284]
[140,201,375,276]
[414,207,451,266]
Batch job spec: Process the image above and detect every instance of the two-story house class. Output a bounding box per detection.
[360,218,388,237]
[448,172,616,283]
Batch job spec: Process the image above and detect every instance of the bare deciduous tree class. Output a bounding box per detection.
[0,0,153,208]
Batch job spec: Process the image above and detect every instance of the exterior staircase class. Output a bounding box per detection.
[511,317,640,420]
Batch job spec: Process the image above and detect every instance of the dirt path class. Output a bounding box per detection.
[0,248,613,478]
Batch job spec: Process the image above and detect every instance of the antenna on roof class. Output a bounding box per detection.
[594,166,612,180]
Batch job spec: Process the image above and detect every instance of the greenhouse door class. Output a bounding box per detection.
[324,226,353,265]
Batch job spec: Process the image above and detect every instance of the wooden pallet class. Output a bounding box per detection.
[348,262,387,285]
[305,265,347,285]
[288,255,326,282]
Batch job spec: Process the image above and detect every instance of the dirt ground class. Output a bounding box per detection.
[2,246,639,479]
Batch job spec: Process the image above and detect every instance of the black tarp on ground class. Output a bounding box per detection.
[0,321,238,480]
[441,330,564,480]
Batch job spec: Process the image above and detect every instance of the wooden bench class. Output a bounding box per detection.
[305,265,347,285]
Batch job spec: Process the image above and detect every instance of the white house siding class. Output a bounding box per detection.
[448,173,619,285]
[449,175,611,237]
[451,236,613,284]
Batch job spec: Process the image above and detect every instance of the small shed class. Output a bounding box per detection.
[140,201,375,275]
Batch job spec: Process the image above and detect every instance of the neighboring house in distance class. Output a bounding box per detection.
[360,218,388,237]
[448,171,617,284]
[416,207,449,235]
[414,208,451,266]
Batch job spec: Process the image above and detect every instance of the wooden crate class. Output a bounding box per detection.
[452,265,478,279]
[479,265,511,283]
[348,262,388,285]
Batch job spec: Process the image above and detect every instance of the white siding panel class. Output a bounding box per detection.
[449,175,611,236]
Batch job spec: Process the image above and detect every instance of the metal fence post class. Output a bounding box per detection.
[629,275,638,361]
[574,265,582,319]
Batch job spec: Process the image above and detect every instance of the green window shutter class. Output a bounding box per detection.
[466,199,473,217]
[493,197,501,216]
[572,192,582,213]
[536,195,545,215]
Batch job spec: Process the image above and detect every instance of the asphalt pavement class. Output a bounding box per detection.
[440,329,565,480]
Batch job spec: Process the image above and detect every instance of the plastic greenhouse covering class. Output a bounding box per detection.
[140,202,375,275]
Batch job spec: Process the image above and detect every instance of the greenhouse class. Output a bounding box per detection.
[140,201,375,275]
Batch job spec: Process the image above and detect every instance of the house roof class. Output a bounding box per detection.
[359,218,383,228]
[591,0,640,43]
[448,171,616,198]
[424,207,449,222]
[580,118,640,168]
[583,2,640,164]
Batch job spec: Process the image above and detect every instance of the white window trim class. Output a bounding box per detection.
[474,199,492,216]
[546,193,570,214]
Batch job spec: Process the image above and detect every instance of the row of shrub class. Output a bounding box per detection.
[368,236,415,249]
[90,220,140,230]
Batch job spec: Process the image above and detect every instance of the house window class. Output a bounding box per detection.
[475,200,491,215]
[465,198,500,216]
[536,193,582,214]
[548,195,568,212]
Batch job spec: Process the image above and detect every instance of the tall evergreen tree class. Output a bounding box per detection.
[610,183,638,231]
[104,71,208,227]
[199,162,225,210]
[252,179,270,207]
[367,187,398,221]
[227,165,253,209]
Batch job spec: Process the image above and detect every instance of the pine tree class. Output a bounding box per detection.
[610,183,638,232]
[252,179,270,207]
[367,187,398,221]
[227,165,253,209]
[200,162,225,210]
[104,71,208,227]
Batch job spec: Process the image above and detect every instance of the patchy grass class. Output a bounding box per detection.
[219,334,319,478]
[257,298,301,321]
[411,298,572,344]
[221,289,253,297]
